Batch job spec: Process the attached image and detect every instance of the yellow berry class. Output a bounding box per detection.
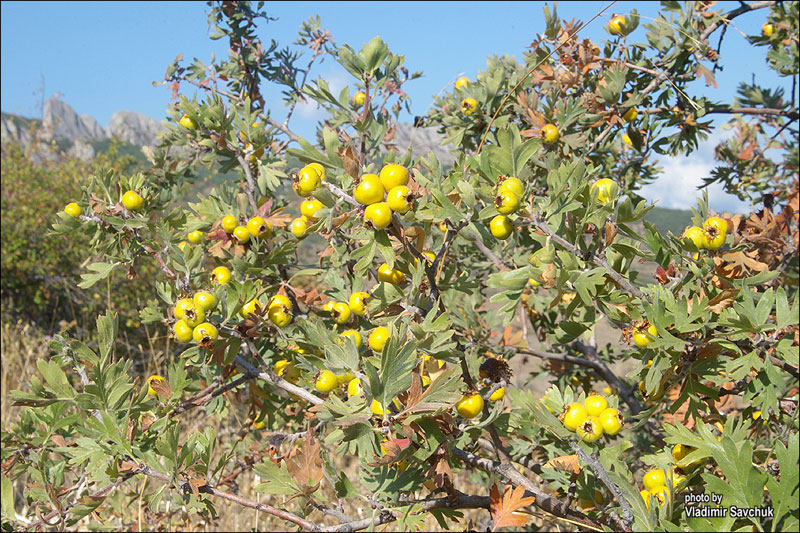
[379,164,409,193]
[339,329,362,348]
[368,326,390,352]
[622,107,638,122]
[489,387,506,402]
[221,216,238,233]
[247,216,272,239]
[291,217,308,238]
[64,202,82,218]
[300,199,324,220]
[354,174,385,205]
[121,190,144,211]
[490,215,513,240]
[187,230,204,244]
[348,292,370,316]
[377,263,405,285]
[192,322,218,343]
[461,97,478,115]
[315,370,339,393]
[211,266,231,285]
[541,124,559,144]
[456,394,484,418]
[233,226,250,243]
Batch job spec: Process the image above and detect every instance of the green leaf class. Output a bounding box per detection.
[254,461,300,495]
[334,472,359,498]
[96,311,118,365]
[77,262,118,289]
[360,36,389,75]
[767,433,799,531]
[1,475,14,520]
[37,359,74,398]
[379,329,417,405]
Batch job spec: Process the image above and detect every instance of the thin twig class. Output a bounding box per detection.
[137,464,320,531]
[531,214,651,302]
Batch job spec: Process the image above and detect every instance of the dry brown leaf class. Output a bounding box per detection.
[707,289,740,314]
[543,454,580,474]
[604,219,617,247]
[188,478,207,499]
[338,144,359,179]
[490,484,536,531]
[118,460,139,474]
[286,434,323,496]
[149,377,171,399]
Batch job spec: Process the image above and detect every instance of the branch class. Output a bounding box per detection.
[532,214,651,303]
[322,492,493,532]
[644,105,799,120]
[170,374,252,417]
[477,437,543,475]
[323,181,360,207]
[235,353,324,406]
[137,464,320,531]
[232,151,259,213]
[22,473,136,531]
[465,228,506,268]
[570,441,633,531]
[451,446,601,530]
[699,1,777,42]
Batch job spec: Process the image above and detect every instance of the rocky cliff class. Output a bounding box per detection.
[2,97,453,165]
[1,97,165,161]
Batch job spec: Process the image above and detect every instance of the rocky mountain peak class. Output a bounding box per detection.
[41,98,107,143]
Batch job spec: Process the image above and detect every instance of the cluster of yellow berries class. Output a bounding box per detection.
[489,177,524,240]
[640,468,683,510]
[291,162,327,238]
[560,392,624,443]
[353,163,412,230]
[220,213,274,244]
[172,291,220,344]
[681,216,729,252]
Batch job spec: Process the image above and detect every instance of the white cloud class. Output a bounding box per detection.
[640,130,752,215]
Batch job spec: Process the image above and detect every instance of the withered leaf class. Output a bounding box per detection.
[427,455,453,489]
[543,454,580,474]
[149,377,171,399]
[338,144,359,179]
[490,484,535,531]
[188,478,207,499]
[286,435,323,496]
[707,288,740,314]
[118,460,139,474]
[604,219,617,247]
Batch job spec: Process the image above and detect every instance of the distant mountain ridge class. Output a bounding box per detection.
[1,97,165,161]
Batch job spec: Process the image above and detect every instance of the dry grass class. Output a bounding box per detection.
[1,318,50,422]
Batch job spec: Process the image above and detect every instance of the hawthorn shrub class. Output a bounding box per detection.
[2,2,798,532]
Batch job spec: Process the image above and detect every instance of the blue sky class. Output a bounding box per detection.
[1,1,788,213]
